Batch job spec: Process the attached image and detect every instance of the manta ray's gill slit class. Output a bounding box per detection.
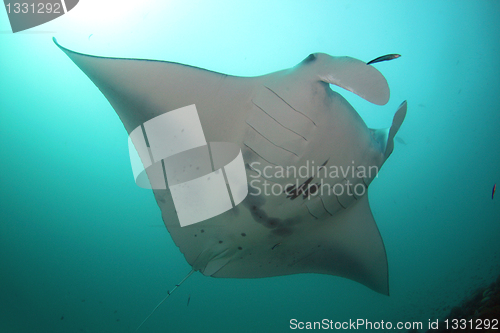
[242,143,278,166]
[264,87,318,127]
[244,120,300,157]
[250,102,308,142]
[245,165,282,186]
[361,176,369,188]
[335,194,347,209]
[247,101,309,150]
[339,178,359,204]
[318,197,333,216]
[245,162,259,174]
[305,203,320,219]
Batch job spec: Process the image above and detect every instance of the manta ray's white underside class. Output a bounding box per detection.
[54,38,407,296]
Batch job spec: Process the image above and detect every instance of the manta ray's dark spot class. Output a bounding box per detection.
[267,218,279,227]
[200,229,204,233]
[306,184,319,198]
[272,227,292,236]
[194,234,197,237]
[241,233,246,237]
[238,246,242,250]
[286,160,328,200]
[219,240,223,244]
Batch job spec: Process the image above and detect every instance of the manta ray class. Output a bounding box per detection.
[54,39,406,299]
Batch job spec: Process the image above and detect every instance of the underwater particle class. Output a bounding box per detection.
[187,294,191,306]
[492,184,496,199]
[367,54,401,65]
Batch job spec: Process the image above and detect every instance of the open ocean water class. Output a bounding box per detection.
[1,1,499,332]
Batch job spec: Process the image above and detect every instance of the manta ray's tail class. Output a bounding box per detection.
[135,269,195,332]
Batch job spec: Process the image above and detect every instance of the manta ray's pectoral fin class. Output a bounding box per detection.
[370,100,408,160]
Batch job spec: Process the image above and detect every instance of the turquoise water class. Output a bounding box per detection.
[1,1,499,332]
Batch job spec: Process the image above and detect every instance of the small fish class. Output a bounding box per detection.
[395,137,407,145]
[187,294,191,306]
[367,54,401,65]
[493,184,496,199]
[272,242,282,250]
